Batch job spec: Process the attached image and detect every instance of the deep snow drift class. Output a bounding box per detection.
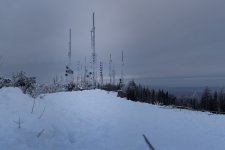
[0,87,225,150]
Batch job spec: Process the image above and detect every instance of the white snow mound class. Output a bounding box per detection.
[0,87,225,150]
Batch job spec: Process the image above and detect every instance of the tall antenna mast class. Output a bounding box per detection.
[68,28,72,66]
[100,61,103,86]
[109,54,112,85]
[76,61,80,86]
[84,57,87,87]
[91,12,96,88]
[112,64,115,85]
[120,50,124,86]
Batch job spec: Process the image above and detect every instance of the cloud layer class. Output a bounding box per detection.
[0,0,225,86]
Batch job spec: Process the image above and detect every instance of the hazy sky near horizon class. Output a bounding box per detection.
[1,0,225,86]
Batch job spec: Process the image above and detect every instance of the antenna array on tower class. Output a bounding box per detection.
[63,14,126,89]
[65,28,74,83]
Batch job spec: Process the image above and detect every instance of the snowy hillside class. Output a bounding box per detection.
[0,88,225,150]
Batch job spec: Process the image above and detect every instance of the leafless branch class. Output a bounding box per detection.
[143,134,155,150]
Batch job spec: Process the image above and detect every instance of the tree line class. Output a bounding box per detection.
[118,80,225,114]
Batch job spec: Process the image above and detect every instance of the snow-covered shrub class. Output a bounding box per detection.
[0,77,12,88]
[35,84,51,95]
[12,72,36,95]
[49,83,65,93]
[65,82,76,91]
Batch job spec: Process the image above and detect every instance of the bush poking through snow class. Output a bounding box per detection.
[12,72,36,96]
[0,77,12,88]
[65,82,76,91]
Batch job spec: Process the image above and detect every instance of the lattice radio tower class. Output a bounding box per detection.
[91,12,97,88]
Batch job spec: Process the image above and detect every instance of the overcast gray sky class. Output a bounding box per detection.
[1,0,225,86]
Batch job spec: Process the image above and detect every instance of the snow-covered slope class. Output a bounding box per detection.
[0,87,225,150]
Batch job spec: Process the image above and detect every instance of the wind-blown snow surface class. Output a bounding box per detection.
[0,88,225,150]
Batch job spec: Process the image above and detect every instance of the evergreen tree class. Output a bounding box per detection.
[200,87,211,110]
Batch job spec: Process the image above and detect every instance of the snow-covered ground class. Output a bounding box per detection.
[0,87,225,150]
